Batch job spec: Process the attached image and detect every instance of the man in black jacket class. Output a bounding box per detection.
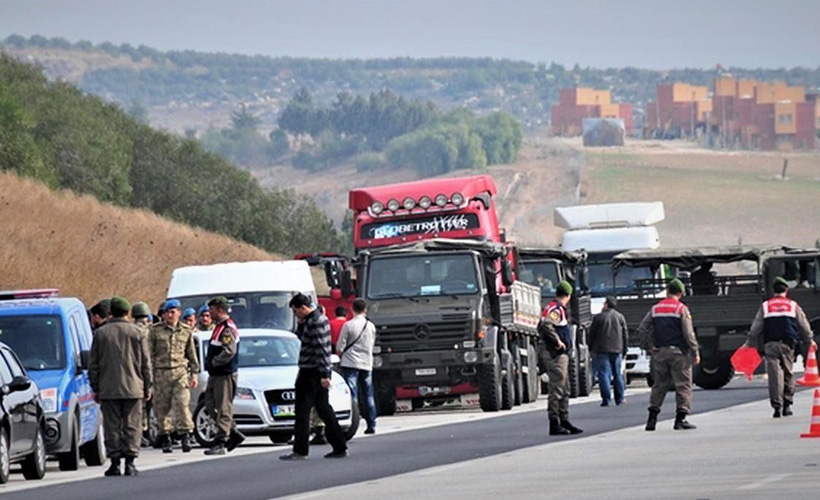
[280,293,348,460]
[589,297,629,406]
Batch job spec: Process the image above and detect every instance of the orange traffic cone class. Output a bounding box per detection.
[797,344,820,387]
[800,389,820,438]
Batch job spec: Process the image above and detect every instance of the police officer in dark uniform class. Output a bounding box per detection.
[636,279,700,431]
[203,296,246,455]
[538,280,583,436]
[746,277,816,418]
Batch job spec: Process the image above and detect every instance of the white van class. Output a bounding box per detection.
[166,260,317,332]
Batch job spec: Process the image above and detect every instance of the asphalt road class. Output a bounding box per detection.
[0,379,790,500]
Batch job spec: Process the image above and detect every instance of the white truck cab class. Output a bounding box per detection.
[555,202,666,384]
[166,260,317,331]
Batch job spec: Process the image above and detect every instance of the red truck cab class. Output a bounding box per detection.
[349,175,502,252]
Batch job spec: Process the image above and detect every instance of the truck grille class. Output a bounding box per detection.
[377,314,471,352]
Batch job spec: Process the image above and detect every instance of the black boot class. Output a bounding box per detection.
[549,418,571,435]
[673,412,696,430]
[124,456,139,476]
[204,443,226,456]
[181,433,192,453]
[104,458,121,477]
[645,409,659,431]
[773,407,782,418]
[782,404,793,417]
[310,427,327,445]
[161,434,173,454]
[560,420,583,435]
[226,429,246,452]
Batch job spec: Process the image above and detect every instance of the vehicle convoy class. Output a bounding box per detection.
[0,289,104,472]
[611,245,820,390]
[165,261,359,444]
[356,239,541,414]
[0,340,47,483]
[517,248,592,397]
[555,202,668,385]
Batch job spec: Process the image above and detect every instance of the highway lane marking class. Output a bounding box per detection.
[736,473,792,491]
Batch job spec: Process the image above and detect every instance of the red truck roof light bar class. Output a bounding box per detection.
[367,192,467,218]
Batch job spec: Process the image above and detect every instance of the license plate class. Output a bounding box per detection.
[272,404,295,417]
[415,368,437,376]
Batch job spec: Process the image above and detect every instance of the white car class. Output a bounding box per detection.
[190,329,359,447]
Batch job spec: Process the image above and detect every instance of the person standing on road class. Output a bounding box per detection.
[203,296,245,455]
[636,279,699,431]
[89,296,152,477]
[281,293,348,460]
[149,299,200,453]
[181,307,198,329]
[329,306,348,353]
[196,304,214,331]
[337,298,377,434]
[539,281,583,436]
[90,299,112,332]
[130,301,154,447]
[589,296,629,407]
[745,277,816,418]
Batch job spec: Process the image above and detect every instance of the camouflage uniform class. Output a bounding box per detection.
[149,322,199,434]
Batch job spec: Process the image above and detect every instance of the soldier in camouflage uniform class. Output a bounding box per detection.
[196,305,214,331]
[149,299,199,453]
[131,302,155,447]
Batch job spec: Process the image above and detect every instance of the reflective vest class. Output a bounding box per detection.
[206,318,240,376]
[543,300,572,350]
[761,296,799,345]
[651,297,687,351]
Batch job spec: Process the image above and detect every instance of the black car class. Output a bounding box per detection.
[0,341,46,484]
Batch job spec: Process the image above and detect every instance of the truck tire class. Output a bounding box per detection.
[693,358,735,390]
[511,341,523,406]
[568,353,580,398]
[375,383,396,416]
[478,355,502,412]
[501,352,515,411]
[577,347,592,397]
[522,341,539,403]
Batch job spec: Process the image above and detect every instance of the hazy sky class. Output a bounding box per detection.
[2,0,818,69]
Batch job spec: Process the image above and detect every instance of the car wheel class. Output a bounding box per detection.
[0,431,10,485]
[81,418,105,467]
[193,401,217,448]
[343,396,360,441]
[22,425,46,480]
[58,418,80,471]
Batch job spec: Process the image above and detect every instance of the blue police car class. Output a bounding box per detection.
[0,290,105,470]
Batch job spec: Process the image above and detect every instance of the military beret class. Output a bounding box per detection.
[773,276,790,289]
[182,307,196,318]
[110,296,131,315]
[667,278,685,294]
[208,296,230,308]
[198,304,209,316]
[131,301,152,318]
[164,299,182,310]
[556,280,574,297]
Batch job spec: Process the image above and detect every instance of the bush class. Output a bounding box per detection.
[354,152,387,172]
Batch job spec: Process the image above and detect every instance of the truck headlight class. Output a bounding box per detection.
[387,199,400,212]
[451,192,465,205]
[464,351,479,363]
[403,197,416,210]
[40,388,58,413]
[419,196,432,209]
[235,387,255,400]
[371,201,384,215]
[373,356,383,368]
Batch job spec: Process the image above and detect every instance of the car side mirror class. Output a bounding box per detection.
[341,269,354,298]
[79,350,91,371]
[6,376,31,394]
[501,260,514,288]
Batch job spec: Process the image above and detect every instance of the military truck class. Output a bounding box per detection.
[611,245,820,390]
[355,239,541,414]
[517,248,593,397]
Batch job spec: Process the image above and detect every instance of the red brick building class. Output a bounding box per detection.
[645,83,712,139]
[551,88,633,137]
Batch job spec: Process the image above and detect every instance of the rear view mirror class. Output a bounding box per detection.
[341,269,354,298]
[501,260,514,288]
[7,376,31,393]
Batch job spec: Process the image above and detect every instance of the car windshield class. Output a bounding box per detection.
[519,261,561,298]
[367,254,479,299]
[238,336,300,368]
[0,315,65,370]
[587,262,653,296]
[172,292,295,331]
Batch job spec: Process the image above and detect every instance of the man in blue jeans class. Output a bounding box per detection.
[589,297,629,406]
[336,298,377,434]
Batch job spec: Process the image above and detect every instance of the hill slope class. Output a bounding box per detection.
[0,172,276,307]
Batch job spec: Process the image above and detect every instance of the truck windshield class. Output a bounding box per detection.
[367,254,479,299]
[519,261,561,298]
[587,262,652,296]
[0,315,65,370]
[171,292,295,331]
[238,336,300,368]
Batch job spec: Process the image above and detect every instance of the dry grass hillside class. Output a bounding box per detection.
[0,172,278,309]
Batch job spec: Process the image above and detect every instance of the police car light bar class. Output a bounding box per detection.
[0,289,60,301]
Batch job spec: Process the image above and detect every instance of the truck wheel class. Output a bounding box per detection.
[81,419,105,466]
[693,358,735,390]
[58,418,80,471]
[568,354,580,398]
[511,341,523,406]
[478,355,502,412]
[375,383,396,416]
[501,352,515,411]
[522,341,539,403]
[577,348,592,397]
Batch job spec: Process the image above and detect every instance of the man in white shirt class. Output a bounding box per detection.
[336,298,377,434]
